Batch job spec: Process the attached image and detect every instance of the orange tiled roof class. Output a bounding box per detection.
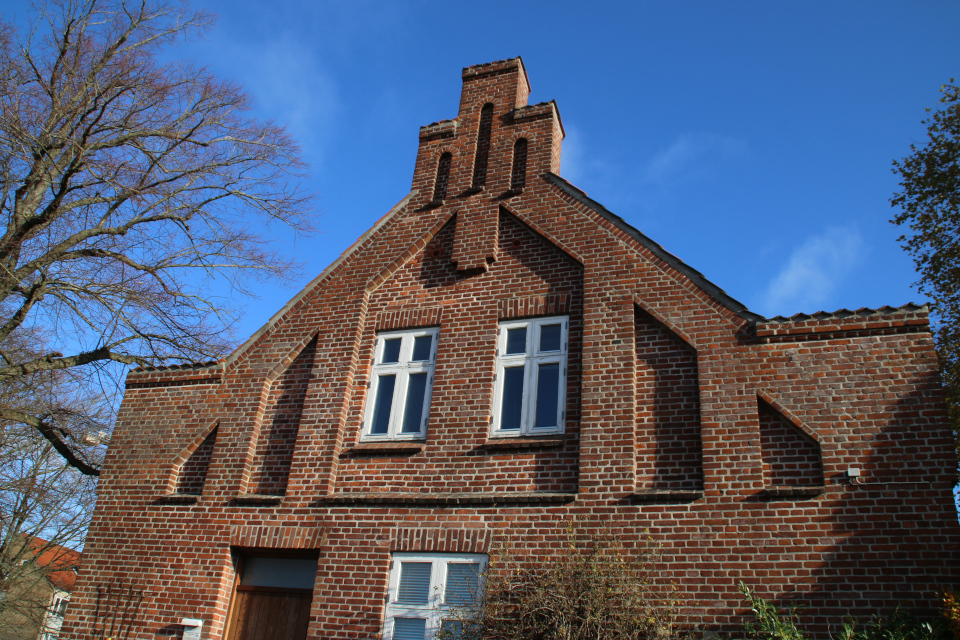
[28,538,81,592]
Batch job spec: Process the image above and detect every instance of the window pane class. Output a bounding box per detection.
[370,375,396,435]
[401,373,428,433]
[505,327,527,354]
[393,617,427,640]
[382,338,402,363]
[412,335,433,361]
[534,363,560,429]
[397,562,432,604]
[445,563,480,605]
[240,557,317,589]
[539,323,562,352]
[500,366,525,430]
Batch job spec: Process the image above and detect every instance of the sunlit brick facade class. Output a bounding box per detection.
[63,58,959,640]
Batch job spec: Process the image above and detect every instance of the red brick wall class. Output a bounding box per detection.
[335,211,583,494]
[60,58,960,640]
[175,426,218,495]
[248,337,317,496]
[759,400,823,487]
[635,306,703,490]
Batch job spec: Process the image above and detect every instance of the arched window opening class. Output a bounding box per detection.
[433,152,452,203]
[471,103,494,189]
[510,138,528,192]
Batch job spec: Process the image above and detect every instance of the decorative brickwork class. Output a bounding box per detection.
[247,337,317,496]
[174,426,218,495]
[375,306,444,332]
[759,399,823,487]
[389,527,491,554]
[230,525,324,549]
[635,306,703,490]
[510,137,528,191]
[64,57,959,640]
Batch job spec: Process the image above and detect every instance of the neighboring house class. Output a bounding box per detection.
[0,538,78,640]
[62,58,959,640]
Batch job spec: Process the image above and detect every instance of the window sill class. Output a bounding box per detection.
[232,493,283,506]
[762,485,825,499]
[345,441,426,455]
[316,490,577,507]
[631,489,703,503]
[482,436,565,450]
[154,493,199,505]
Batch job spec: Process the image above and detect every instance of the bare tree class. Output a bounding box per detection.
[0,0,314,474]
[0,421,93,640]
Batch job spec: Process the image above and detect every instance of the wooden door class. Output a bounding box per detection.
[226,587,312,640]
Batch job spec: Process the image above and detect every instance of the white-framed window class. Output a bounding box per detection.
[383,553,486,640]
[363,328,439,440]
[492,316,568,435]
[50,595,68,616]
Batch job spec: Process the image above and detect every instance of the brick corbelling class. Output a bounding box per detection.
[230,525,324,549]
[462,57,526,85]
[756,309,930,339]
[498,293,570,319]
[755,322,928,343]
[390,527,492,554]
[125,376,221,389]
[125,362,224,388]
[511,102,554,121]
[419,119,458,139]
[375,306,443,331]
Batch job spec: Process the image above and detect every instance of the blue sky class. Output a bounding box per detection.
[8,1,960,340]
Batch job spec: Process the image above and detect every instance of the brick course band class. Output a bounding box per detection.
[230,525,325,549]
[389,527,492,554]
[498,293,570,319]
[375,306,444,331]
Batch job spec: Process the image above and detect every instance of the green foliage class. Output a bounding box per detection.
[739,582,953,640]
[891,80,960,476]
[441,521,681,640]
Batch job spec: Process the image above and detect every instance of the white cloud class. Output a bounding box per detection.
[642,133,747,185]
[759,226,865,318]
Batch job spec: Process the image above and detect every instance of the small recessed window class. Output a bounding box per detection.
[433,153,452,202]
[492,316,568,436]
[364,328,439,440]
[472,103,494,189]
[510,138,528,191]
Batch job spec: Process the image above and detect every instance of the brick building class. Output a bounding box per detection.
[62,58,959,640]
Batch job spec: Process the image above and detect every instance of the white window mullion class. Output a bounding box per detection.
[521,354,536,431]
[390,368,410,438]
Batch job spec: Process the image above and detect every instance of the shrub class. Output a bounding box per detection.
[739,582,953,640]
[441,521,681,640]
